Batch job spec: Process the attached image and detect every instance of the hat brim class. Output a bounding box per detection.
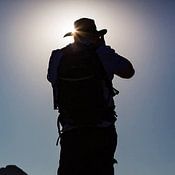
[63,29,107,37]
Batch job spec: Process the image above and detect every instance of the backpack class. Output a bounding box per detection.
[54,44,118,126]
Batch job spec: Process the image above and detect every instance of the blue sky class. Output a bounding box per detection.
[0,0,175,175]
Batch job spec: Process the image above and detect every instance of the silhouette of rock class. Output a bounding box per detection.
[0,165,28,175]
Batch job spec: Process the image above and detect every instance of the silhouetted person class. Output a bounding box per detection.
[0,165,28,175]
[47,18,135,175]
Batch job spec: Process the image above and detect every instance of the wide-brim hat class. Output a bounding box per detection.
[64,18,107,37]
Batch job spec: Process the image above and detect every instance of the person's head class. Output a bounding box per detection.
[64,18,107,44]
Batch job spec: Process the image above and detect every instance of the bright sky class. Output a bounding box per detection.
[0,0,175,175]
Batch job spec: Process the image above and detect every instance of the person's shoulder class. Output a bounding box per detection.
[96,44,116,55]
[50,46,69,57]
[51,48,61,55]
[49,48,63,62]
[51,44,71,53]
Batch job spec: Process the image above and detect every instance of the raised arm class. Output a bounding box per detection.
[114,54,135,78]
[96,45,135,79]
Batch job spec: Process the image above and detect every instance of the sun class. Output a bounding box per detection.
[71,28,77,35]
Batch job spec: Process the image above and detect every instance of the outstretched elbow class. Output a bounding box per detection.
[116,64,135,79]
[123,66,135,78]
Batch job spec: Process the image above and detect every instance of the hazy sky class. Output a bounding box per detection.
[0,0,175,175]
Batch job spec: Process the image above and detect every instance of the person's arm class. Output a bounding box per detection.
[47,49,63,84]
[47,49,63,110]
[96,45,135,79]
[114,54,135,78]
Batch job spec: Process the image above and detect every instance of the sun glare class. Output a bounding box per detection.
[58,17,74,35]
[71,28,77,35]
[57,19,76,47]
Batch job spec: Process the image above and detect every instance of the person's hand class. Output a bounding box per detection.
[92,36,105,49]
